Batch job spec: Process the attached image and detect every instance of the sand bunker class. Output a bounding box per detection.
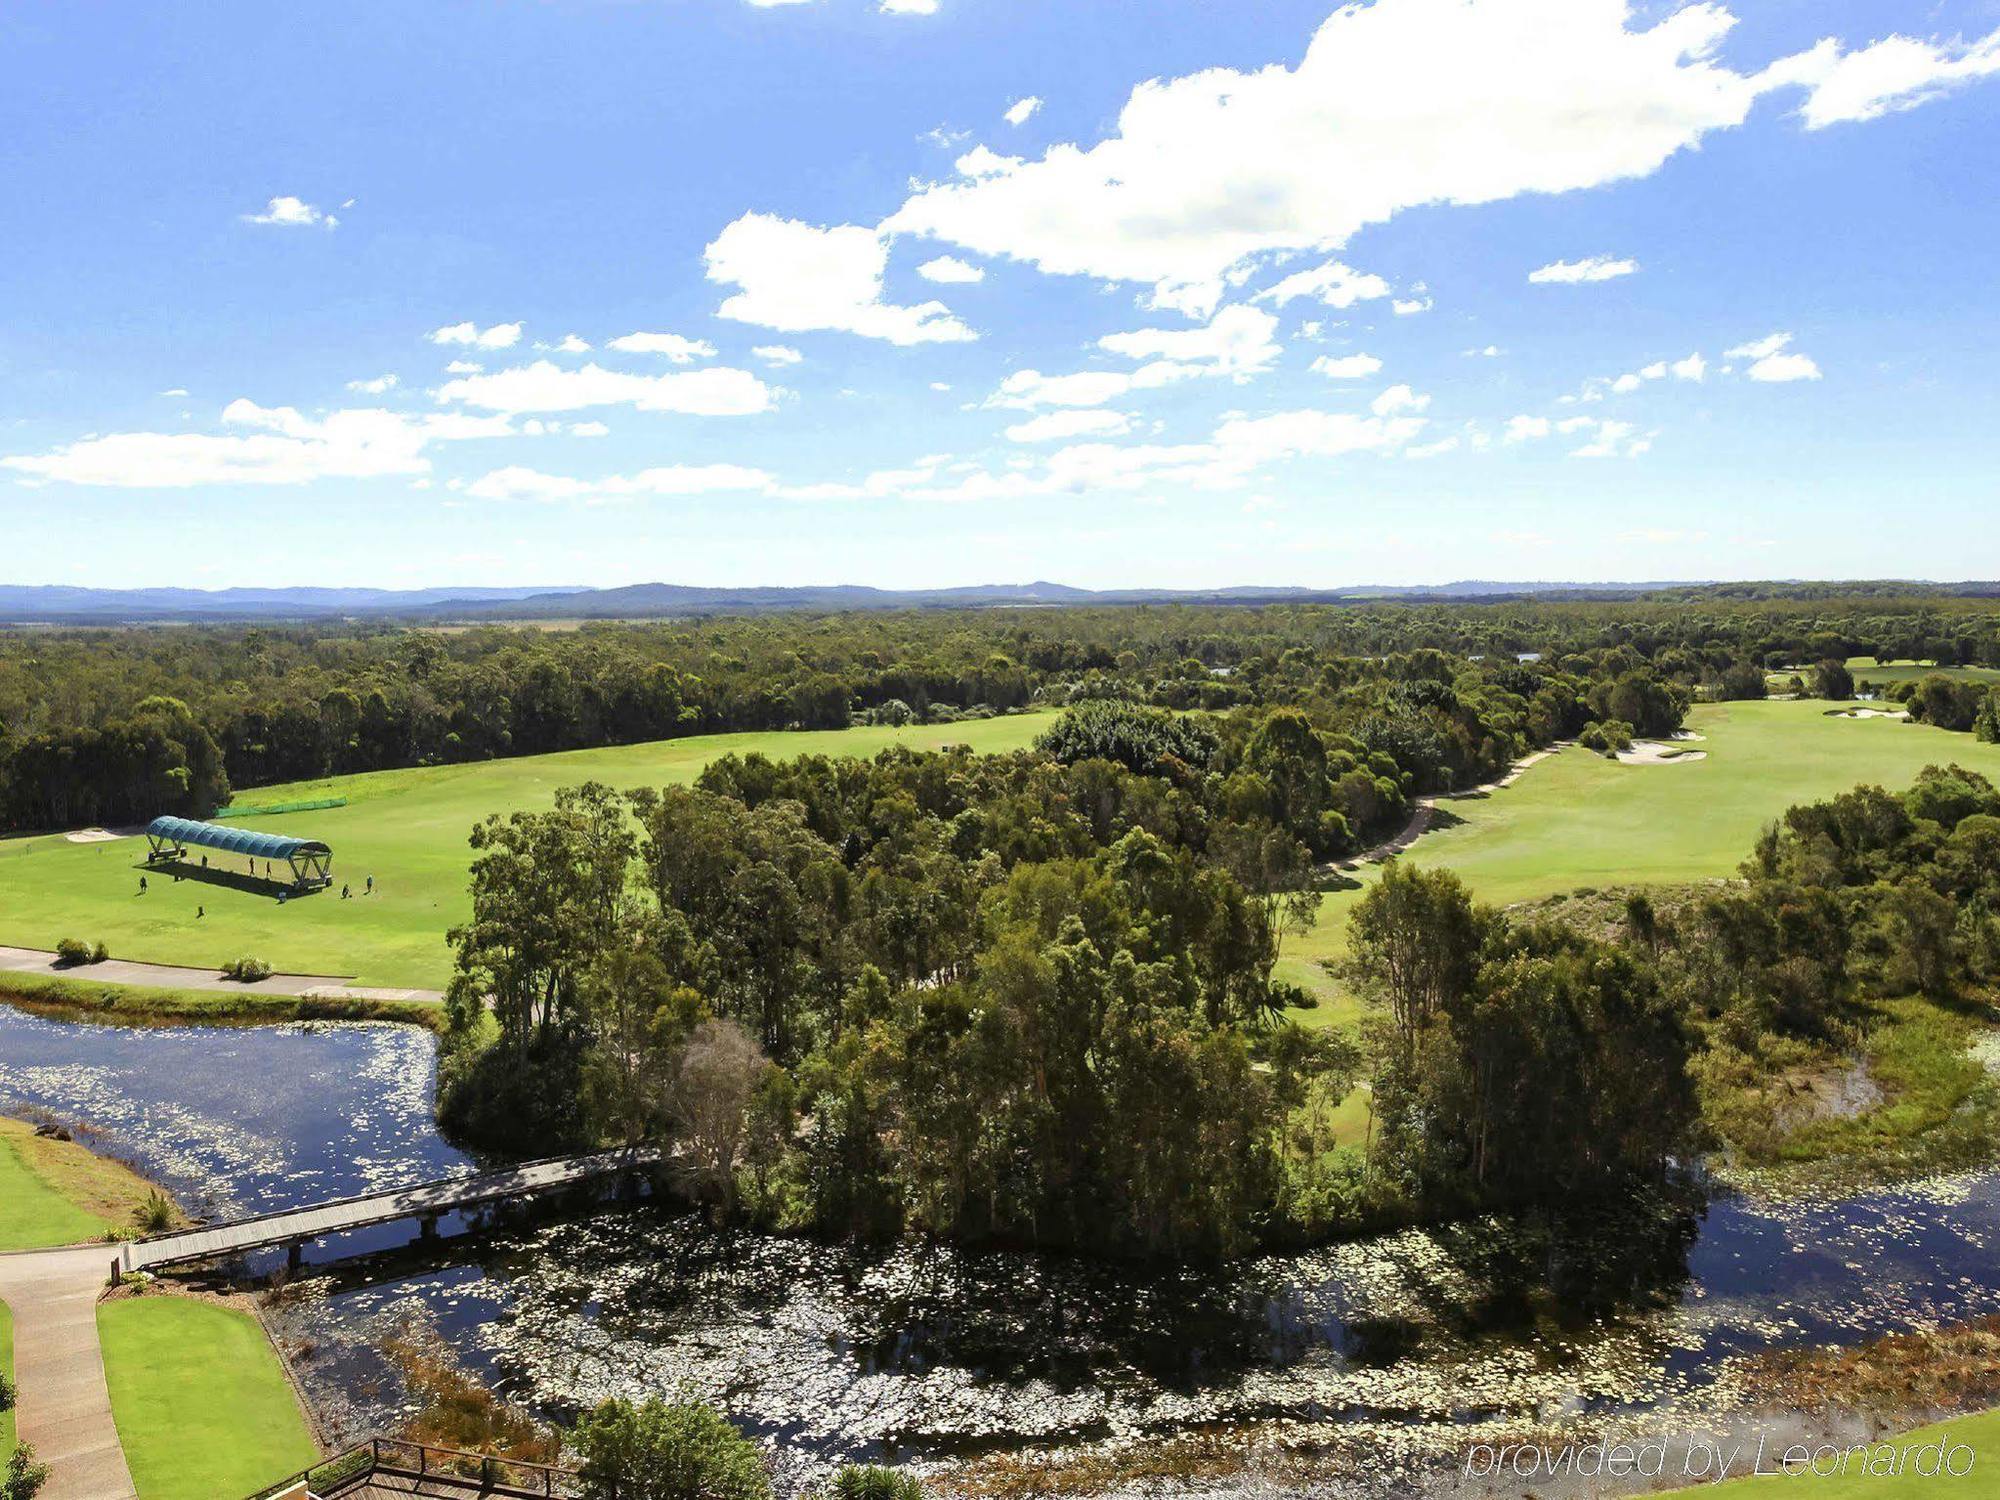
[1617,740,1709,766]
[1829,707,1908,720]
[63,826,133,843]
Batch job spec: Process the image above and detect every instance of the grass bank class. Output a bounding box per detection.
[0,1113,170,1250]
[1656,1407,2000,1496]
[99,1295,318,1500]
[0,711,1053,990]
[0,971,442,1030]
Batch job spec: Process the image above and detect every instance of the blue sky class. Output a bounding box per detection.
[4,0,1998,590]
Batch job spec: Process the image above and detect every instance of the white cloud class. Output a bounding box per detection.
[159,388,189,398]
[1671,352,1706,381]
[752,345,803,366]
[954,145,1024,180]
[1724,332,1793,360]
[706,213,975,345]
[244,195,337,229]
[887,0,1794,316]
[1004,96,1043,126]
[1310,353,1383,379]
[918,255,986,284]
[547,334,592,354]
[444,360,483,375]
[1571,418,1648,458]
[1370,384,1430,416]
[606,331,719,362]
[744,0,813,7]
[1747,351,1821,383]
[1784,27,2000,129]
[880,0,938,12]
[1463,345,1503,358]
[1528,254,1639,284]
[435,360,777,417]
[989,369,1142,409]
[464,463,773,503]
[1406,436,1461,459]
[1097,304,1280,381]
[345,374,399,395]
[1004,409,1134,443]
[430,321,523,350]
[3,401,509,488]
[1504,415,1552,443]
[1254,261,1392,311]
[1392,296,1433,316]
[568,421,610,438]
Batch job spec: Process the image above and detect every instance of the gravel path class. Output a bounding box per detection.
[0,945,440,1004]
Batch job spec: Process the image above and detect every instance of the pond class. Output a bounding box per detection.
[4,1004,1997,1494]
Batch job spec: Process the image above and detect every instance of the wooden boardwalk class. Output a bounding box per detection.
[114,1146,663,1278]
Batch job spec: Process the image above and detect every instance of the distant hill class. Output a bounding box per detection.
[0,578,1989,624]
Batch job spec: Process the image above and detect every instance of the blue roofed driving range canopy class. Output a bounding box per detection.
[144,815,334,889]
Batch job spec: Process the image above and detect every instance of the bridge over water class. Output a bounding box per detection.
[112,1146,665,1280]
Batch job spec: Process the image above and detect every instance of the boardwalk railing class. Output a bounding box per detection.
[116,1145,664,1280]
[248,1435,583,1498]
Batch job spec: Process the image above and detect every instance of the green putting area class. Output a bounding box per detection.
[1280,698,2000,1020]
[98,1296,318,1500]
[0,713,1053,992]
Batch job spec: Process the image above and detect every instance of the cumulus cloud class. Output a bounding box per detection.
[1528,254,1639,284]
[1097,304,1281,381]
[345,374,399,395]
[918,255,986,283]
[546,334,592,354]
[244,195,338,229]
[1726,331,1821,381]
[1783,26,2000,129]
[463,463,774,503]
[1504,415,1553,443]
[1370,384,1430,416]
[885,0,1792,315]
[1254,261,1392,311]
[1310,353,1384,379]
[606,331,719,361]
[706,213,975,345]
[430,321,523,350]
[752,345,804,366]
[1004,96,1043,126]
[3,401,509,488]
[435,360,777,416]
[1004,409,1134,443]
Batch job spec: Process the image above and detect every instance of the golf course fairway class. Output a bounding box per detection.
[0,713,1053,991]
[1279,698,2000,1017]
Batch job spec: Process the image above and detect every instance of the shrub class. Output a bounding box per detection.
[572,1396,770,1500]
[53,938,97,966]
[827,1465,926,1500]
[222,956,273,982]
[0,1366,14,1412]
[4,1442,51,1500]
[132,1189,175,1233]
[90,940,109,963]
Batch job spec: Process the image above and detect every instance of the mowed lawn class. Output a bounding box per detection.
[0,713,1052,991]
[0,1114,165,1250]
[98,1297,318,1500]
[1281,698,2000,1021]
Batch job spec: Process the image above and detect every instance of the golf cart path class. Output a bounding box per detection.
[0,1245,138,1500]
[0,945,441,1004]
[1331,743,1567,873]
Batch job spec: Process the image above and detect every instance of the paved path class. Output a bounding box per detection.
[119,1147,665,1274]
[0,945,441,1004]
[0,1246,138,1500]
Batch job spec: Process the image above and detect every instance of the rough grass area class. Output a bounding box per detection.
[1279,699,2000,1024]
[0,1113,170,1250]
[1845,656,2000,688]
[0,712,1052,990]
[0,971,442,1030]
[1657,1406,2000,1496]
[98,1296,318,1500]
[2,1298,13,1457]
[1698,998,2000,1191]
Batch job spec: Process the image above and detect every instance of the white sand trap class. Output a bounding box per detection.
[1617,740,1709,766]
[1830,707,1908,720]
[1670,730,1708,742]
[63,826,132,843]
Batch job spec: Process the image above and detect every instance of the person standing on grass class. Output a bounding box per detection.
[366,874,374,895]
[139,874,148,894]
[197,905,204,919]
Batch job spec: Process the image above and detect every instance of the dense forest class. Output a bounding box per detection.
[5,593,2000,832]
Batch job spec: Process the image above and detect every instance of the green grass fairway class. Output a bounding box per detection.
[98,1297,318,1500]
[1846,656,2000,687]
[1284,699,2000,1017]
[0,713,1052,991]
[1656,1408,2000,1496]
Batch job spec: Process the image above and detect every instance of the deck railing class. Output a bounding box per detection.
[247,1435,583,1498]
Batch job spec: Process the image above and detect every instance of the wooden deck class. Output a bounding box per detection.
[115,1146,663,1279]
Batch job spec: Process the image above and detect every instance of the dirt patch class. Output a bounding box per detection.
[1774,1059,1887,1130]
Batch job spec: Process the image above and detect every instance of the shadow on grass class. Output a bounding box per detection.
[132,861,327,902]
